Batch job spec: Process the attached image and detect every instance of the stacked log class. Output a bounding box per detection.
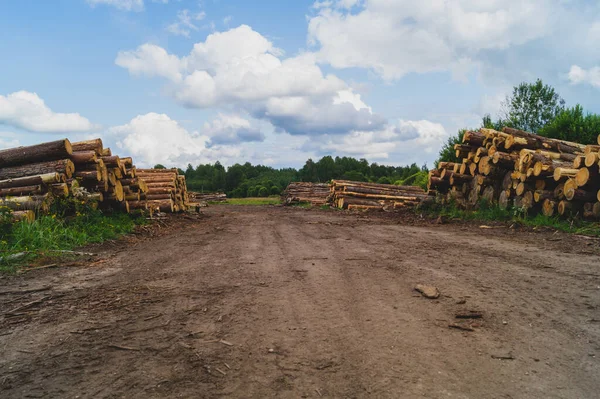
[330,180,431,210]
[135,169,189,213]
[428,127,600,219]
[0,138,190,221]
[189,192,227,202]
[282,182,330,206]
[0,139,73,214]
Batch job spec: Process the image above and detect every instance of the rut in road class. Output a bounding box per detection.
[0,206,599,398]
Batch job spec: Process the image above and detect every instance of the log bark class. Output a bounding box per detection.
[0,173,63,189]
[146,199,174,213]
[71,139,103,154]
[75,170,101,181]
[70,151,97,164]
[0,139,72,168]
[0,159,75,180]
[0,184,42,196]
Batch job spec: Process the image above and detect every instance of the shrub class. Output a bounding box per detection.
[257,186,269,197]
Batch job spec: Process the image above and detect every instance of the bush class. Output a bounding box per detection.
[257,186,269,197]
[247,187,257,197]
[376,176,392,184]
[270,185,281,195]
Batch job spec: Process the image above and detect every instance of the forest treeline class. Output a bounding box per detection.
[161,157,429,198]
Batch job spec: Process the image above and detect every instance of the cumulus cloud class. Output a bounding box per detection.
[308,0,559,80]
[116,44,184,82]
[568,65,600,88]
[0,91,99,133]
[0,132,20,150]
[203,114,265,146]
[86,0,144,11]
[110,112,241,167]
[166,9,206,38]
[301,119,448,163]
[116,25,384,136]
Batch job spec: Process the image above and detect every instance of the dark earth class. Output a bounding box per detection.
[1,205,599,398]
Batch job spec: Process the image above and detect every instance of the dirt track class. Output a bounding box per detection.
[1,205,599,398]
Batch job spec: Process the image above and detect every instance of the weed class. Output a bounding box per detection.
[0,209,146,273]
[422,201,600,236]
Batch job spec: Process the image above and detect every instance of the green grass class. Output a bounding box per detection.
[422,201,600,236]
[0,210,146,273]
[216,197,281,206]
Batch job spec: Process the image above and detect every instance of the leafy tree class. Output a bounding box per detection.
[341,170,368,182]
[154,164,166,169]
[247,186,257,197]
[435,130,466,167]
[270,186,281,195]
[376,176,392,184]
[482,114,505,131]
[257,186,269,197]
[501,79,565,133]
[539,105,600,144]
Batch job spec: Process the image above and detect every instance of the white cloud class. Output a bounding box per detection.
[302,119,448,163]
[166,9,205,38]
[116,25,385,136]
[0,132,20,150]
[116,44,183,82]
[0,91,99,133]
[308,0,558,80]
[86,0,144,11]
[568,65,600,88]
[203,114,265,146]
[110,113,241,167]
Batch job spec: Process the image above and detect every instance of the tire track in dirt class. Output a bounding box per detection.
[0,206,599,398]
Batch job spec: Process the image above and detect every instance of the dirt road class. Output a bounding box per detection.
[1,206,599,398]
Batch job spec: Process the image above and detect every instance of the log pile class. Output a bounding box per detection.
[189,192,227,202]
[0,138,190,220]
[428,127,600,218]
[330,180,431,210]
[134,169,189,213]
[281,182,330,206]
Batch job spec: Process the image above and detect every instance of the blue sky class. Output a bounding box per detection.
[1,0,599,168]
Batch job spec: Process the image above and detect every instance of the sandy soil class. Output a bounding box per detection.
[1,205,599,398]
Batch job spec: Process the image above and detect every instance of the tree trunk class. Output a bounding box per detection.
[0,159,75,180]
[0,139,72,167]
[71,139,103,154]
[0,173,63,189]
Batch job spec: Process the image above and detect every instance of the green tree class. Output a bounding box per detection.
[257,186,269,197]
[247,186,257,197]
[435,130,466,166]
[539,105,600,144]
[153,164,166,169]
[501,79,565,133]
[270,185,281,195]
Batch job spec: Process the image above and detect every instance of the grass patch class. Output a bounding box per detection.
[0,210,146,273]
[422,200,600,236]
[217,197,281,206]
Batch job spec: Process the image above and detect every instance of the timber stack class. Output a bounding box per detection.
[330,180,431,210]
[0,138,189,221]
[427,127,600,218]
[282,182,330,206]
[189,192,227,203]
